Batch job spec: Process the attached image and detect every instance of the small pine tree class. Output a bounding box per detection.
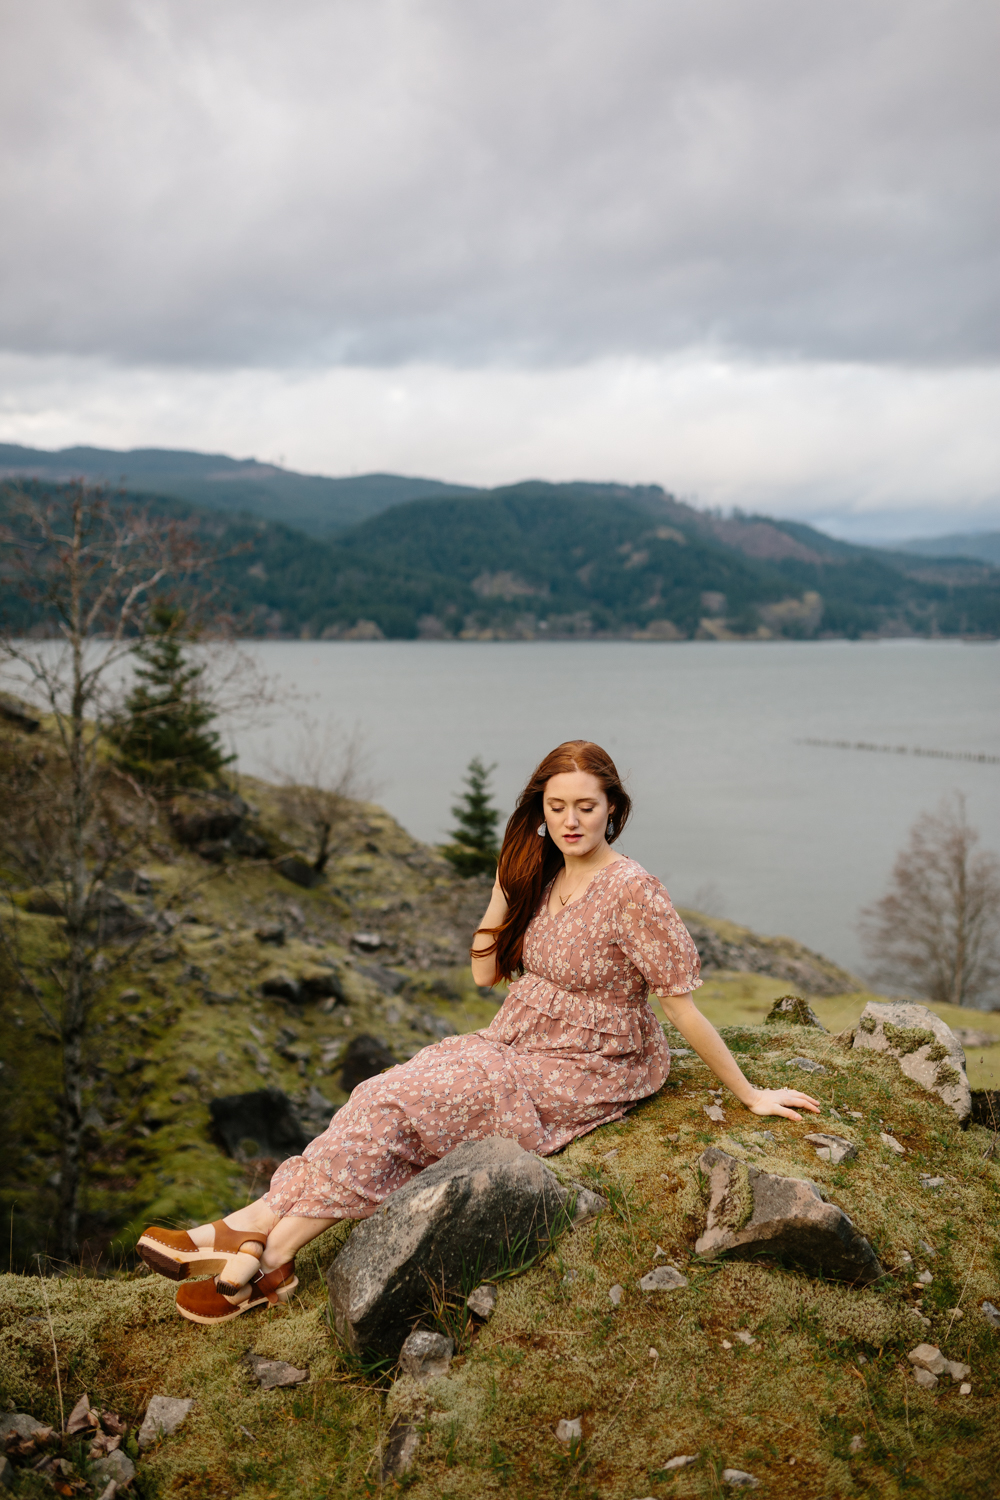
[112,604,233,789]
[443,756,500,877]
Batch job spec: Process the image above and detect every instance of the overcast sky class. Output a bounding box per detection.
[1,0,998,536]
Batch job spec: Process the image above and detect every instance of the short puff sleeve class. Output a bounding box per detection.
[612,874,701,997]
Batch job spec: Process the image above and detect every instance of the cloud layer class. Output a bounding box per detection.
[2,0,998,368]
[1,1,998,532]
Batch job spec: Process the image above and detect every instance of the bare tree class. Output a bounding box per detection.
[0,480,218,1257]
[861,793,1000,1008]
[269,718,374,876]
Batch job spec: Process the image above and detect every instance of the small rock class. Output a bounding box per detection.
[569,1184,609,1226]
[466,1284,497,1320]
[748,1130,775,1145]
[653,1244,668,1258]
[96,1483,118,1500]
[899,1250,914,1265]
[608,1284,623,1306]
[912,1367,938,1389]
[788,1056,826,1074]
[0,1413,54,1458]
[917,1239,937,1258]
[981,1301,1000,1328]
[91,1450,136,1490]
[137,1396,195,1450]
[916,1270,933,1286]
[960,1382,972,1395]
[733,1330,754,1345]
[256,924,286,945]
[399,1329,454,1380]
[556,1418,582,1442]
[766,995,825,1028]
[561,1269,578,1287]
[704,1105,726,1123]
[241,1353,309,1390]
[804,1132,858,1164]
[880,1133,905,1155]
[648,1347,658,1359]
[695,1148,884,1284]
[0,1456,14,1491]
[381,1417,420,1480]
[351,932,383,952]
[602,1148,619,1160]
[920,1175,946,1190]
[722,1469,761,1488]
[849,1434,864,1454]
[945,1307,964,1320]
[908,1343,946,1374]
[721,1339,733,1349]
[638,1264,688,1292]
[663,1453,699,1470]
[944,1359,971,1382]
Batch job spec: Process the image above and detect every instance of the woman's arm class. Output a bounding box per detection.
[660,993,821,1121]
[470,876,510,987]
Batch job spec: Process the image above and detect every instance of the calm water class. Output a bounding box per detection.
[228,640,999,977]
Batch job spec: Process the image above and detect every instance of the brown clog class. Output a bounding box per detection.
[175,1263,298,1325]
[137,1220,267,1282]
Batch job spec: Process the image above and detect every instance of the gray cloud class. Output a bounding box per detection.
[1,0,997,369]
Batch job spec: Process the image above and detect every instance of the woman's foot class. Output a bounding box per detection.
[137,1218,268,1288]
[174,1262,298,1325]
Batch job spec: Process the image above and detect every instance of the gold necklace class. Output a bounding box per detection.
[557,870,590,906]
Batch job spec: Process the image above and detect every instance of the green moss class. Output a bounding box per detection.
[883,1022,936,1054]
[859,1014,876,1033]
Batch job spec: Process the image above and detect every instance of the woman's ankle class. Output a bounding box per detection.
[223,1204,279,1235]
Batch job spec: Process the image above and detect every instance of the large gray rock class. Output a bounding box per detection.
[766,995,826,1029]
[327,1137,603,1357]
[852,1001,971,1122]
[694,1149,885,1285]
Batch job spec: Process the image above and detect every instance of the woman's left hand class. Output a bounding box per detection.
[745,1088,821,1121]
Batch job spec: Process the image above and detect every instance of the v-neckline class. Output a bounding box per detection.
[545,856,628,919]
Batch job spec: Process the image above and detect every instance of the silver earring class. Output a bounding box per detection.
[606,817,614,837]
[536,822,547,837]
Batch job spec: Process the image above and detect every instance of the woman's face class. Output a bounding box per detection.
[542,770,611,858]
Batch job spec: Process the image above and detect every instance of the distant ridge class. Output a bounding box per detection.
[896,530,1000,567]
[0,442,477,535]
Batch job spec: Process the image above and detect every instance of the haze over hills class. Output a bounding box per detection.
[897,531,1000,567]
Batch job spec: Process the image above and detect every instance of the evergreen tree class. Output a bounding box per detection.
[443,756,500,877]
[112,604,233,789]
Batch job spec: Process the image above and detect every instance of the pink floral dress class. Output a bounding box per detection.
[265,857,701,1220]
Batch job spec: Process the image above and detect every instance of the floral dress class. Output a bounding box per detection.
[264,857,701,1220]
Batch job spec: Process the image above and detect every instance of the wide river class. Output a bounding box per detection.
[228,640,1000,979]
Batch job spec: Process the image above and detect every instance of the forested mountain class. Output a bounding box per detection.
[2,470,998,640]
[0,442,474,534]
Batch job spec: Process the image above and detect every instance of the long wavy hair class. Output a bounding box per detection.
[477,739,631,982]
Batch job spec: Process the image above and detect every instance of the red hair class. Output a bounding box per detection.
[477,740,631,982]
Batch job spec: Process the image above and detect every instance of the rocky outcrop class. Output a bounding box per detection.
[340,1033,398,1093]
[765,995,826,1028]
[209,1088,308,1162]
[679,912,860,995]
[326,1137,606,1357]
[850,1001,971,1123]
[694,1148,884,1285]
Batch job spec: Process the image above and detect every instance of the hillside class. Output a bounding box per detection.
[3,468,1000,640]
[898,531,1000,567]
[2,706,1000,1497]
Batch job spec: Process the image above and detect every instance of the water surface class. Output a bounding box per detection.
[229,640,999,977]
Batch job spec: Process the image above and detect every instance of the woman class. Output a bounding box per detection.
[138,740,819,1323]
